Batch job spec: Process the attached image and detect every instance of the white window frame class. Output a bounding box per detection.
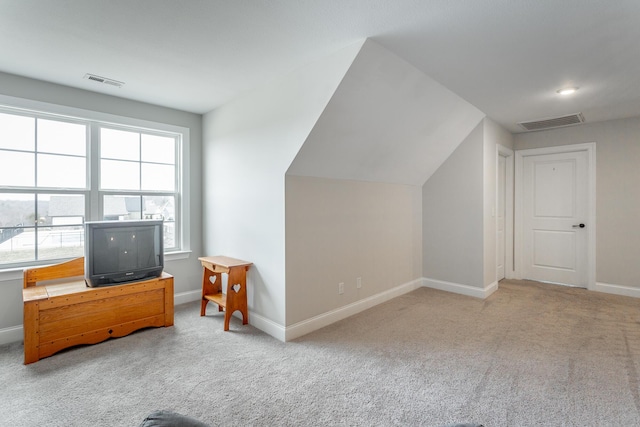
[96,124,181,252]
[0,94,191,272]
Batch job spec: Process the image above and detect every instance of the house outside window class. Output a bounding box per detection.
[0,106,186,269]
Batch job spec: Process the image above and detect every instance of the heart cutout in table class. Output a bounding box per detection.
[209,276,217,285]
[231,283,241,293]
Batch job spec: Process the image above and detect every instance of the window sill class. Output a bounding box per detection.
[165,250,192,262]
[0,250,192,283]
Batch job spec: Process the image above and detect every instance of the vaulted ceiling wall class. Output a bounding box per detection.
[287,39,485,185]
[284,40,488,336]
[205,38,491,338]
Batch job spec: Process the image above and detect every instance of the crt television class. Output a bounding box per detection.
[84,219,164,287]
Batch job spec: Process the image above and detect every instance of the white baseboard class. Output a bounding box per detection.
[486,281,499,297]
[284,278,423,342]
[422,277,498,299]
[249,312,286,342]
[174,289,286,338]
[0,326,23,346]
[174,289,201,306]
[593,282,640,298]
[188,289,287,341]
[7,281,634,349]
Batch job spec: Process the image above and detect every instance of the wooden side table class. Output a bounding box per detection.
[199,256,252,331]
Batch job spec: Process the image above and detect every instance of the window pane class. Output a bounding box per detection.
[0,193,85,264]
[103,195,140,220]
[0,226,35,263]
[0,192,33,262]
[40,194,85,226]
[100,128,139,160]
[38,154,86,188]
[142,134,175,164]
[143,196,175,248]
[142,163,175,191]
[0,112,34,151]
[0,151,35,187]
[37,225,84,261]
[0,193,35,227]
[38,119,86,156]
[143,195,174,220]
[101,159,140,190]
[162,221,175,249]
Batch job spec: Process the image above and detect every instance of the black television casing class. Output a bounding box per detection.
[84,219,164,287]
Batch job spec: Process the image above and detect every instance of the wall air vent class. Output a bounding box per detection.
[83,73,124,88]
[518,113,585,132]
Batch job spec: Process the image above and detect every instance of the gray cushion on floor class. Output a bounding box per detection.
[139,410,210,427]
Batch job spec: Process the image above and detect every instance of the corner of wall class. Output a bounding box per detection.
[202,41,363,334]
[422,121,485,287]
[422,277,498,299]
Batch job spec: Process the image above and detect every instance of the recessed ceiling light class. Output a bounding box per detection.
[557,87,578,96]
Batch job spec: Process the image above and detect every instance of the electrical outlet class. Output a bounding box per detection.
[338,282,344,294]
[356,277,362,289]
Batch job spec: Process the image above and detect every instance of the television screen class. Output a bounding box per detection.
[85,220,164,287]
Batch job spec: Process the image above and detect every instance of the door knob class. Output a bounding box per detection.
[572,223,586,228]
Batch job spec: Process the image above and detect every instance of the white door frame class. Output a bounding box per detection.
[514,142,596,290]
[497,145,514,279]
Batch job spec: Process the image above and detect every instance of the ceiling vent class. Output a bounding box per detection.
[518,113,585,132]
[83,73,124,88]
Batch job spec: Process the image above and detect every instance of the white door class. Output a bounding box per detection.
[521,150,589,287]
[497,154,506,280]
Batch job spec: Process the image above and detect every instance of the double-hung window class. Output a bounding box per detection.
[98,126,178,250]
[0,106,184,269]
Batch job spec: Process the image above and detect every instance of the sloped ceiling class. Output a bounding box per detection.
[3,2,640,133]
[287,40,485,186]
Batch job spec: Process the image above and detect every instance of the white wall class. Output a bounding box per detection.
[289,40,485,186]
[0,71,204,345]
[422,119,513,297]
[285,176,422,326]
[423,122,485,290]
[281,40,485,338]
[514,116,640,290]
[201,42,362,336]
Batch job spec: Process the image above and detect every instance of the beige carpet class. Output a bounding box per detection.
[1,279,639,426]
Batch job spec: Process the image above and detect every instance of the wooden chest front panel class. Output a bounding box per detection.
[38,289,165,341]
[23,274,174,364]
